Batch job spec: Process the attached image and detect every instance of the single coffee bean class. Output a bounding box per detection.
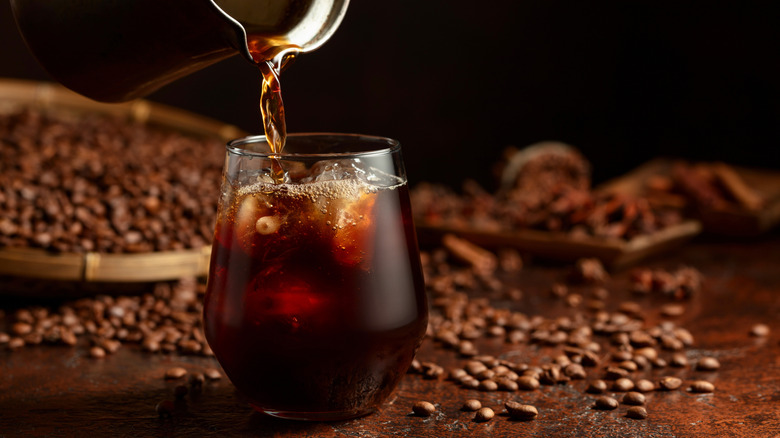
[617,360,638,372]
[155,400,175,418]
[612,378,635,392]
[462,399,482,411]
[622,391,646,405]
[412,401,436,417]
[586,379,608,394]
[563,363,587,380]
[89,346,106,359]
[696,357,721,371]
[604,367,629,380]
[594,396,619,410]
[505,401,538,421]
[689,380,715,393]
[670,353,689,368]
[478,379,498,392]
[189,372,205,389]
[0,332,10,344]
[204,368,222,380]
[174,384,189,400]
[658,376,683,391]
[626,406,648,419]
[517,375,540,391]
[496,377,519,391]
[449,368,468,381]
[475,407,495,422]
[165,367,188,380]
[7,337,25,350]
[749,324,770,337]
[660,303,685,317]
[634,379,655,392]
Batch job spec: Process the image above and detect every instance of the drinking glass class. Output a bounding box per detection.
[203,133,428,421]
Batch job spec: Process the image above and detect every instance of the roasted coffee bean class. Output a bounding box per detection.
[626,406,648,419]
[689,380,715,393]
[165,367,188,380]
[496,377,519,391]
[7,337,25,350]
[89,346,106,358]
[594,396,619,410]
[462,399,482,411]
[612,378,635,392]
[517,375,540,391]
[660,303,686,317]
[604,367,629,380]
[617,360,638,372]
[474,407,495,422]
[173,384,189,400]
[634,379,655,392]
[670,353,689,368]
[505,401,538,421]
[189,372,205,389]
[204,368,222,380]
[0,332,10,344]
[658,376,683,391]
[155,400,175,418]
[412,401,436,417]
[449,368,468,381]
[563,363,587,380]
[622,391,646,405]
[478,379,498,392]
[696,357,721,371]
[749,324,770,337]
[586,379,608,394]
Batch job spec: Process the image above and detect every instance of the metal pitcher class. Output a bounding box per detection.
[9,0,350,102]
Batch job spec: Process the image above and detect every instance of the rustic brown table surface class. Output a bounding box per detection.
[1,231,779,438]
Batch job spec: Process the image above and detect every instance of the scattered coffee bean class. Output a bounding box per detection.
[626,406,648,419]
[478,379,498,392]
[462,399,482,411]
[412,401,436,417]
[505,401,538,420]
[189,373,205,390]
[634,379,655,392]
[612,378,635,392]
[89,346,106,359]
[165,367,188,380]
[586,379,608,394]
[0,332,10,344]
[670,353,689,368]
[696,357,721,371]
[622,391,646,405]
[517,375,540,391]
[660,304,686,317]
[155,400,175,418]
[658,376,683,391]
[7,337,25,350]
[594,396,619,410]
[689,380,715,393]
[749,324,770,337]
[475,407,495,422]
[204,368,222,380]
[174,384,189,400]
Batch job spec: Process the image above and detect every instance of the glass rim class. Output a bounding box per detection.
[226,133,401,159]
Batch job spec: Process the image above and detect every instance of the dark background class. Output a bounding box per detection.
[2,1,779,189]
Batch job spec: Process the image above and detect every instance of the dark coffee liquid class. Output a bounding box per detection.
[203,179,427,417]
[248,36,298,183]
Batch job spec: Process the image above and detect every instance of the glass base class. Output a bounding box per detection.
[253,405,376,422]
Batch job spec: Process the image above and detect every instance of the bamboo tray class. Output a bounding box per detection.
[416,220,701,269]
[597,158,780,236]
[0,78,244,283]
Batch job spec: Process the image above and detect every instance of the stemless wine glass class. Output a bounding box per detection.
[203,133,428,421]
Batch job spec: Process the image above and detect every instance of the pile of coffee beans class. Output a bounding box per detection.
[0,109,224,253]
[411,145,684,241]
[0,276,212,357]
[408,241,721,423]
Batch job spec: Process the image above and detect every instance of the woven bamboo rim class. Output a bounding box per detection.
[0,78,242,282]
